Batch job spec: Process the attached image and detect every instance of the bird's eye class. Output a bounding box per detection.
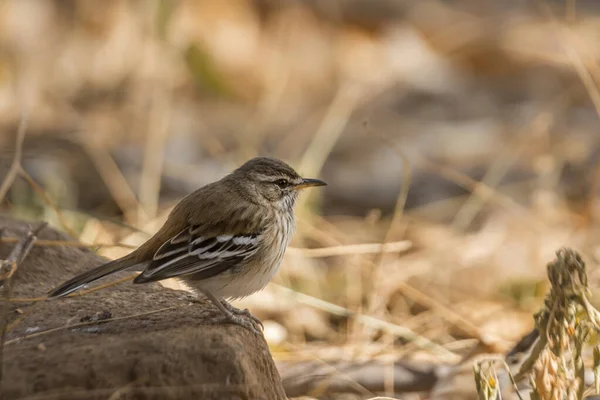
[274,179,289,188]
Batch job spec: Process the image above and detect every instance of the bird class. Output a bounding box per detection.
[48,157,326,334]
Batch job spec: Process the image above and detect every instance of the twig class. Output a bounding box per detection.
[0,223,47,281]
[0,222,47,387]
[0,110,28,203]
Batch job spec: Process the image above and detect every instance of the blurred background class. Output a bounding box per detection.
[2,0,600,398]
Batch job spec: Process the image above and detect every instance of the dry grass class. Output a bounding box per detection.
[2,0,600,399]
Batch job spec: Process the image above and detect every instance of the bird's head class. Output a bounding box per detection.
[231,157,326,210]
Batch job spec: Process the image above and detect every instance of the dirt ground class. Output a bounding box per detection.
[0,216,285,400]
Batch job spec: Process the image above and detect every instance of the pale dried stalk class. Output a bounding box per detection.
[138,89,171,223]
[18,168,77,238]
[273,283,460,362]
[80,135,143,225]
[362,126,412,320]
[5,305,178,346]
[478,248,600,399]
[286,241,412,258]
[0,111,28,203]
[9,273,138,303]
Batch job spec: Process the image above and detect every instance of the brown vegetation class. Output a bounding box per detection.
[3,1,600,399]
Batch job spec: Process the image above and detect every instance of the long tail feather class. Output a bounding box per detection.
[48,257,140,298]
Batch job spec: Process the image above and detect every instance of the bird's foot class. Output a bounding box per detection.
[219,301,264,332]
[217,312,263,335]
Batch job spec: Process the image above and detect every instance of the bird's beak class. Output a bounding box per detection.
[292,178,327,190]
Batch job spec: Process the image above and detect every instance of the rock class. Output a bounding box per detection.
[0,215,286,400]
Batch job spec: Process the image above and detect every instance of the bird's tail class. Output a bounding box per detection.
[48,256,141,298]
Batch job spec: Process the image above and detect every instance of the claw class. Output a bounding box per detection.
[217,313,263,335]
[235,308,264,331]
[220,301,264,332]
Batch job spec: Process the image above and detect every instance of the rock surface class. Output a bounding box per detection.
[0,215,286,400]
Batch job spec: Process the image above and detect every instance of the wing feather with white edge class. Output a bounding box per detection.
[133,225,261,283]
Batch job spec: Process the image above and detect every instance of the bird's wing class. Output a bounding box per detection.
[133,224,262,283]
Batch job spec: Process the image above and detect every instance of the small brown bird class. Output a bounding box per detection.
[48,157,326,333]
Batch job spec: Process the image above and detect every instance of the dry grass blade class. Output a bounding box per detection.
[18,168,77,238]
[566,0,577,22]
[9,273,138,303]
[272,283,460,362]
[66,273,138,298]
[298,83,360,175]
[235,7,295,161]
[537,0,600,118]
[451,112,551,233]
[434,161,523,212]
[300,200,486,346]
[297,83,363,211]
[0,110,28,204]
[394,281,487,344]
[282,341,376,398]
[79,135,143,225]
[5,305,178,346]
[139,89,171,223]
[7,274,138,339]
[286,240,412,258]
[361,128,488,343]
[363,124,412,240]
[0,237,137,250]
[363,125,412,317]
[280,358,439,397]
[366,398,399,400]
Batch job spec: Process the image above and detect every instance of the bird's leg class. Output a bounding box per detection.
[201,290,263,335]
[218,300,264,331]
